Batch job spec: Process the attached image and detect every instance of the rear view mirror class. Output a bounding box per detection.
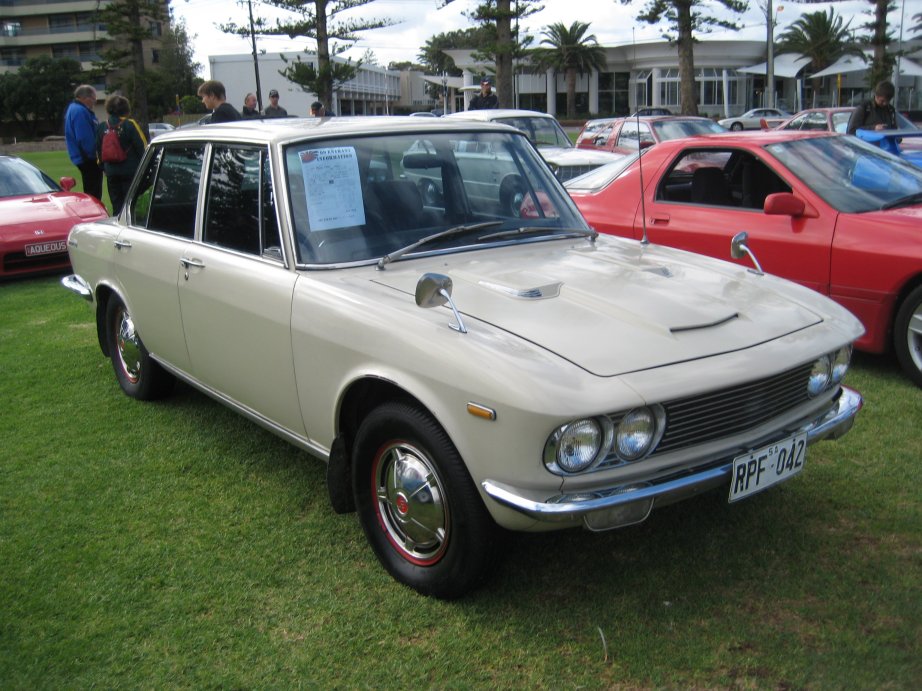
[415,273,467,333]
[763,192,805,217]
[730,231,764,275]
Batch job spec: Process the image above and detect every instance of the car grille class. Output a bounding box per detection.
[599,362,814,469]
[2,250,70,275]
[555,164,598,183]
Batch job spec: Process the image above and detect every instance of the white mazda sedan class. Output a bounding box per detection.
[63,117,863,598]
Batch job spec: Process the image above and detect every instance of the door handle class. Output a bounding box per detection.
[114,239,132,250]
[179,257,205,269]
[649,213,670,225]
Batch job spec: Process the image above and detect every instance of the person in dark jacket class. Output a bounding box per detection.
[468,78,499,110]
[264,89,289,117]
[64,84,103,201]
[197,80,242,123]
[242,92,260,118]
[847,80,897,135]
[95,94,148,215]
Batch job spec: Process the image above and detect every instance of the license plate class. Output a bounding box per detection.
[729,433,807,503]
[25,240,67,256]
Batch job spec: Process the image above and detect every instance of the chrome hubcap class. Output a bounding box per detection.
[373,441,448,565]
[116,308,142,384]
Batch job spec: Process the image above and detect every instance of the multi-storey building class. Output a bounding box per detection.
[0,0,169,107]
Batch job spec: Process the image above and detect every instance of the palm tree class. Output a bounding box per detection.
[530,22,606,119]
[777,8,862,95]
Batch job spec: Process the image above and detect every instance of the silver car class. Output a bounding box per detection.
[62,117,863,598]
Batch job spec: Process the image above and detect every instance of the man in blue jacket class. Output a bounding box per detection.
[64,84,103,201]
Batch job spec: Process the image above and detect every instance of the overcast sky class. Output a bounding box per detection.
[173,0,921,78]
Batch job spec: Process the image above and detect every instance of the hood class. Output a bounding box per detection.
[371,238,826,376]
[0,192,108,242]
[539,146,624,168]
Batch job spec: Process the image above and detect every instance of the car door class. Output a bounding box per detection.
[114,144,203,373]
[637,146,835,295]
[177,144,305,437]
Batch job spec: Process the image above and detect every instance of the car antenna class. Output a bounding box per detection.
[634,28,649,246]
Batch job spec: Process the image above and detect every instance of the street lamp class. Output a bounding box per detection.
[442,72,448,114]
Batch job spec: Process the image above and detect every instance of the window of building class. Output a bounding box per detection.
[2,21,22,37]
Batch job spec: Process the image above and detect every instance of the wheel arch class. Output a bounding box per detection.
[892,272,922,336]
[326,376,433,514]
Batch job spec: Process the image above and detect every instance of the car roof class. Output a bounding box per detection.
[444,109,557,122]
[149,116,520,147]
[660,129,838,147]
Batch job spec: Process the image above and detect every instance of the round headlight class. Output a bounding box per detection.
[807,355,832,396]
[554,419,603,473]
[616,407,657,461]
[831,345,852,383]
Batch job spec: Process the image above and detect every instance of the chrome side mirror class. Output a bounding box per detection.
[730,232,764,276]
[415,273,467,333]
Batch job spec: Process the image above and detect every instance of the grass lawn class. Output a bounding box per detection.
[17,150,113,214]
[2,279,921,684]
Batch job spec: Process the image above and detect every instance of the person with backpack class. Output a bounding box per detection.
[847,80,897,135]
[95,94,148,215]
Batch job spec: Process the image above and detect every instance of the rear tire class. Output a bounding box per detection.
[894,285,922,387]
[352,401,498,598]
[730,122,744,131]
[105,296,174,400]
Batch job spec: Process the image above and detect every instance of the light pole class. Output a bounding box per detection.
[442,72,448,114]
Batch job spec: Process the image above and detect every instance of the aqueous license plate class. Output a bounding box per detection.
[729,433,807,503]
[25,240,67,256]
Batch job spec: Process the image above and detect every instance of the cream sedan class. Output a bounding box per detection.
[63,117,863,598]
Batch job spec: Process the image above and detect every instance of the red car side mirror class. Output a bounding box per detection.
[59,176,76,191]
[763,192,805,217]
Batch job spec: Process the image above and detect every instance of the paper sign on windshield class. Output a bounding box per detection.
[300,147,366,231]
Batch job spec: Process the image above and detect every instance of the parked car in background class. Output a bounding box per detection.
[718,108,791,131]
[566,130,922,386]
[148,122,175,138]
[775,107,922,157]
[574,117,618,147]
[576,115,725,154]
[62,118,863,598]
[0,155,108,279]
[631,107,673,117]
[445,109,624,182]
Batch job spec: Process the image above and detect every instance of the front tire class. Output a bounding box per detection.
[352,401,498,598]
[894,285,922,387]
[105,296,174,400]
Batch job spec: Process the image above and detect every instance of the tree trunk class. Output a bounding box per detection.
[316,0,333,108]
[129,2,150,128]
[495,0,514,108]
[567,67,577,119]
[676,0,698,116]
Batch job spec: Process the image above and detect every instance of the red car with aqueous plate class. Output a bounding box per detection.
[566,130,922,386]
[0,155,109,279]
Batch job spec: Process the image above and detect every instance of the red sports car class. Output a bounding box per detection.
[566,130,922,386]
[0,155,108,279]
[576,115,725,154]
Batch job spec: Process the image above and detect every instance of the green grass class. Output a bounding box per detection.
[2,277,920,689]
[17,150,113,213]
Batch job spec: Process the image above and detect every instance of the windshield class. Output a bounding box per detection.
[766,135,922,213]
[652,119,725,140]
[563,153,641,191]
[284,130,588,266]
[0,157,59,198]
[493,116,572,148]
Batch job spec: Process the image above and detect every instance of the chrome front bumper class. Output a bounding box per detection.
[482,386,863,529]
[61,274,93,301]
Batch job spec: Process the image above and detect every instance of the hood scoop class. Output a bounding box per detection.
[478,279,562,300]
[670,312,740,334]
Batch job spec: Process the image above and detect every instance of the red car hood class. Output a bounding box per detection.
[1,192,108,243]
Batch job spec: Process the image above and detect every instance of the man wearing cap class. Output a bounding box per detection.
[468,78,498,110]
[310,101,325,117]
[264,90,288,118]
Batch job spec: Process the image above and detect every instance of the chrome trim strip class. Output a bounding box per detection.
[482,386,862,523]
[61,274,92,301]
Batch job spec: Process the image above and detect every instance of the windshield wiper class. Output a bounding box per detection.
[478,226,598,242]
[377,221,504,269]
[879,191,922,210]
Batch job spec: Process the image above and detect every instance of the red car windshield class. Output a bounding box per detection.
[766,136,922,213]
[651,119,725,140]
[0,157,60,198]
